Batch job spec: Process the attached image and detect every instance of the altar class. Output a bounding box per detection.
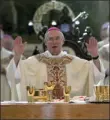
[1,102,109,119]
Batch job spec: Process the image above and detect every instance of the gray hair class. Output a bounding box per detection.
[44,30,65,43]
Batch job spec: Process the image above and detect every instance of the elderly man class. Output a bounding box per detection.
[6,27,105,101]
[1,34,13,101]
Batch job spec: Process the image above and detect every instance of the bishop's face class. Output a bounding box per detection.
[45,30,64,55]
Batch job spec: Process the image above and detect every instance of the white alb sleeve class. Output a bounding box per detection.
[90,59,105,85]
[6,58,21,87]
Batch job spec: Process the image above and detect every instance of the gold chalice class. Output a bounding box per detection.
[103,86,110,102]
[26,86,35,102]
[95,86,104,101]
[44,81,55,101]
[95,85,110,102]
[64,86,71,102]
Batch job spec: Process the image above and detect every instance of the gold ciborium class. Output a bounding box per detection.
[95,86,104,101]
[26,86,35,102]
[95,85,110,102]
[44,81,55,102]
[103,86,110,102]
[64,86,71,102]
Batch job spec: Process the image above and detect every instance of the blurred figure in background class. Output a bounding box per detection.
[0,32,13,101]
[99,43,109,69]
[1,34,14,51]
[98,25,109,69]
[98,22,109,48]
[98,25,109,85]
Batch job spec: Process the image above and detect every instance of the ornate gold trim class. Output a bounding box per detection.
[35,53,73,99]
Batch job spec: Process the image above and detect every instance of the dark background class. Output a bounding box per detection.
[0,0,109,42]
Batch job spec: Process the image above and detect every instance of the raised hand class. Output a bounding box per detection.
[86,37,98,57]
[13,36,26,66]
[14,36,25,56]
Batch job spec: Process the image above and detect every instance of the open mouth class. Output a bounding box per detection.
[52,46,57,48]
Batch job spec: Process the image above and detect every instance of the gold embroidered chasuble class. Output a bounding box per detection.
[36,54,73,99]
[18,51,99,101]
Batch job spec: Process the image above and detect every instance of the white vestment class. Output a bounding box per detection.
[98,37,109,49]
[98,44,109,69]
[6,51,105,101]
[98,44,109,85]
[1,47,13,101]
